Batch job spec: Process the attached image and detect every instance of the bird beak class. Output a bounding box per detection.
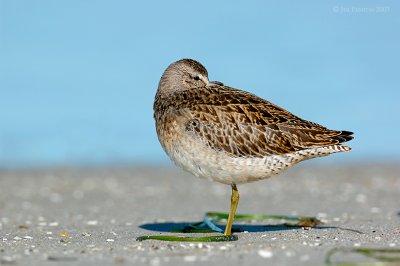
[207,81,224,88]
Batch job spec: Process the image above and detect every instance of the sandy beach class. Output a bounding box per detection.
[0,163,399,265]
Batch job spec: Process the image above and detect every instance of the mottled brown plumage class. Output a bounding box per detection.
[154,58,353,236]
[155,85,352,158]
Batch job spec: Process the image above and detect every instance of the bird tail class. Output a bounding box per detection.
[331,130,354,144]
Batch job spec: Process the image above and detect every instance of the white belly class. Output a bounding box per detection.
[164,133,303,185]
[161,122,346,185]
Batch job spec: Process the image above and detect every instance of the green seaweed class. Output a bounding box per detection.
[137,211,321,242]
[136,234,238,242]
[205,212,321,227]
[326,247,400,265]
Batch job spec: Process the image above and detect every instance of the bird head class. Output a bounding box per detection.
[157,59,223,95]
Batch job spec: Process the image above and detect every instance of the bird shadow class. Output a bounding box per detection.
[139,221,348,234]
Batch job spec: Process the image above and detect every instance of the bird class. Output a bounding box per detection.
[153,58,353,236]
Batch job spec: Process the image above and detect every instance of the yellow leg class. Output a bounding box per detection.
[224,184,239,236]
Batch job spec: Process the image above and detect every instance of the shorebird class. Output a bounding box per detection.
[154,59,353,236]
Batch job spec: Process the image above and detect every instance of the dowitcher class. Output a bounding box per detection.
[154,59,353,236]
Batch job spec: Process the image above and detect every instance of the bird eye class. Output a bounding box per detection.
[194,76,200,81]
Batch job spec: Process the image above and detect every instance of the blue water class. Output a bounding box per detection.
[1,1,399,168]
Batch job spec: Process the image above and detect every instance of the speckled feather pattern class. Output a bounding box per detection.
[154,59,353,185]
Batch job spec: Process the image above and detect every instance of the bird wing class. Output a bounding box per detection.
[175,86,353,157]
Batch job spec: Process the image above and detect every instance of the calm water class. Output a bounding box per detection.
[1,1,399,168]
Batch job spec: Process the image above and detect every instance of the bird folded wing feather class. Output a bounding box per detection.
[178,86,353,157]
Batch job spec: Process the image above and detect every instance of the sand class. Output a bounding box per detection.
[0,163,399,265]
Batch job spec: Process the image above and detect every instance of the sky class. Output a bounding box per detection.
[0,0,399,168]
